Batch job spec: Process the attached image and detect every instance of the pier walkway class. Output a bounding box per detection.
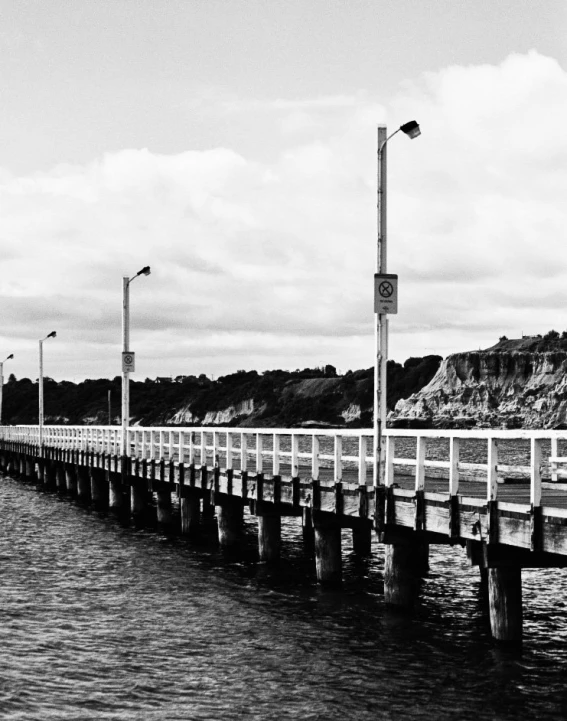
[2,424,567,643]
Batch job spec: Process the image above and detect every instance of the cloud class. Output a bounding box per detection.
[1,51,566,380]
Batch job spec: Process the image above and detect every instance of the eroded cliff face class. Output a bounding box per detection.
[392,350,567,429]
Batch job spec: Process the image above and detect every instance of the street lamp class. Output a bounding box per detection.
[0,353,14,425]
[121,266,151,458]
[39,331,57,452]
[374,121,421,488]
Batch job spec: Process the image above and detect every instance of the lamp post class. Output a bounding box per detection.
[39,331,57,452]
[0,353,14,425]
[374,121,421,488]
[121,266,151,458]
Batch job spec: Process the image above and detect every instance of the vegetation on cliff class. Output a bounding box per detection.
[1,355,442,428]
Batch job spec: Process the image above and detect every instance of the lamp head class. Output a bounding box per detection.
[47,331,57,339]
[6,354,13,360]
[137,266,151,277]
[400,120,421,139]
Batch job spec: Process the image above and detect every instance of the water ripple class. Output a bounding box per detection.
[2,474,567,719]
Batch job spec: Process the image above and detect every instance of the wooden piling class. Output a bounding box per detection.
[256,502,281,563]
[90,467,108,509]
[76,465,91,503]
[216,496,243,549]
[384,538,424,609]
[65,465,77,495]
[131,482,148,524]
[180,488,200,538]
[313,511,342,586]
[488,567,523,643]
[302,507,314,548]
[45,460,57,489]
[156,488,174,531]
[25,458,34,481]
[109,473,123,511]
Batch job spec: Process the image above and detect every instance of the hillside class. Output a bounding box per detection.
[1,356,442,428]
[392,334,567,429]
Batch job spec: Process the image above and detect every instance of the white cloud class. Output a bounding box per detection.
[1,51,566,380]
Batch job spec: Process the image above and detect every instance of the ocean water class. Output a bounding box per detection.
[1,473,567,720]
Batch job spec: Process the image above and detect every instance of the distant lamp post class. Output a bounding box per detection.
[39,331,57,452]
[0,353,14,425]
[374,121,421,488]
[121,266,151,459]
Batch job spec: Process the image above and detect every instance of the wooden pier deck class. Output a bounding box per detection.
[3,424,567,643]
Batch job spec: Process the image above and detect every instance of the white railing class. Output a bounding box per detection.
[1,425,567,509]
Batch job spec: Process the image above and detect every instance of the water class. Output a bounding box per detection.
[2,474,567,720]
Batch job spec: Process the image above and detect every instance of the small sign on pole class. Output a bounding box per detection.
[122,352,135,373]
[374,273,398,314]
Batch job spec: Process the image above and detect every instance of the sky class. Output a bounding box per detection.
[1,0,567,382]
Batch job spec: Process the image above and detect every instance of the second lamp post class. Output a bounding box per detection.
[39,331,57,452]
[374,121,421,487]
[121,266,151,458]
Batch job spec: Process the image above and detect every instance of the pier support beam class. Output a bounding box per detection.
[90,467,108,509]
[131,483,148,525]
[216,496,243,549]
[302,507,314,549]
[65,465,77,495]
[108,473,123,512]
[256,502,281,563]
[313,511,342,587]
[156,488,174,531]
[488,567,523,643]
[45,460,57,490]
[77,466,91,503]
[384,536,426,609]
[180,489,200,538]
[25,458,35,481]
[56,464,67,493]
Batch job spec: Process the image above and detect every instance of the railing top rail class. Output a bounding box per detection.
[2,424,567,440]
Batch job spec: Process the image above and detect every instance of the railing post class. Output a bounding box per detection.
[449,436,460,496]
[551,436,559,483]
[272,433,280,476]
[312,435,320,481]
[385,435,395,487]
[358,435,367,485]
[256,433,263,474]
[226,431,233,470]
[334,435,343,483]
[487,438,498,502]
[487,437,499,545]
[291,434,299,477]
[241,433,247,472]
[530,437,543,552]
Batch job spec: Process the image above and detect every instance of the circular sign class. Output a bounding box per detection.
[379,281,394,298]
[123,354,134,365]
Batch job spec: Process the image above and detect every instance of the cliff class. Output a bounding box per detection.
[1,356,442,428]
[392,337,567,429]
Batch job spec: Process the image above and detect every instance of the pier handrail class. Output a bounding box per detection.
[1,425,567,506]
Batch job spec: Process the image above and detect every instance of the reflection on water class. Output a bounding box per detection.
[1,474,567,720]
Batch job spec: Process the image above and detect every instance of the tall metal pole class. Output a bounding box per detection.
[39,339,44,451]
[108,389,112,425]
[0,362,4,426]
[374,125,388,488]
[121,276,130,457]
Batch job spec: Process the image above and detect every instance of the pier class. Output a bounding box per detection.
[2,424,567,643]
